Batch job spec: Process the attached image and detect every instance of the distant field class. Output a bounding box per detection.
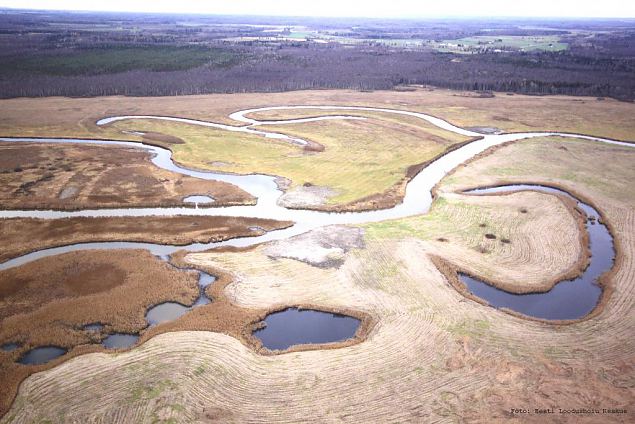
[227,32,568,53]
[1,11,633,99]
[0,46,242,76]
[435,35,568,53]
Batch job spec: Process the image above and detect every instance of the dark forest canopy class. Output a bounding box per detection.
[0,10,633,100]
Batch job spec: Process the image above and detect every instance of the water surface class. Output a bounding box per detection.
[18,347,67,365]
[460,184,611,320]
[254,308,361,351]
[183,195,215,205]
[145,302,190,326]
[83,323,104,332]
[102,333,139,349]
[1,343,19,352]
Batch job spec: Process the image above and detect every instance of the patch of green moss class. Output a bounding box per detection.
[446,319,491,337]
[130,379,176,402]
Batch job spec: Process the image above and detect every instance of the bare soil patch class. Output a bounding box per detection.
[264,225,365,268]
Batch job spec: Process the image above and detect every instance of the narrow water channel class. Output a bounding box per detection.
[2,106,633,365]
[460,184,611,320]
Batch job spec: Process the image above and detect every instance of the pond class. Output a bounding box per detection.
[102,333,139,350]
[254,308,361,351]
[18,347,67,365]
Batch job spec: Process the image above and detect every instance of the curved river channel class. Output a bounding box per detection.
[1,105,634,363]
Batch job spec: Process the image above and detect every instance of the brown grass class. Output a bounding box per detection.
[0,216,293,263]
[0,246,374,418]
[0,249,200,416]
[0,142,254,210]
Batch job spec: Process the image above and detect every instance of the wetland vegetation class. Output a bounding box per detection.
[0,89,633,423]
[0,7,633,423]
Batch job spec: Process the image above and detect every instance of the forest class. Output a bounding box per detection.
[0,10,633,100]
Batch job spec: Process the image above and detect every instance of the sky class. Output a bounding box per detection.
[1,0,635,19]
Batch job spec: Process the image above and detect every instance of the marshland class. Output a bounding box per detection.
[0,7,634,423]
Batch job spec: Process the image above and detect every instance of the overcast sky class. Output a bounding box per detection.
[1,0,634,18]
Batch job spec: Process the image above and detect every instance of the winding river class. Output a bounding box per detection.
[2,105,634,362]
[462,184,611,320]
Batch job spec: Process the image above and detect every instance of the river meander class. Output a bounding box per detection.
[2,105,633,363]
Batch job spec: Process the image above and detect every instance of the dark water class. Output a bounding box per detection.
[461,184,611,320]
[254,308,361,351]
[102,333,139,349]
[14,270,215,364]
[1,343,20,352]
[145,302,190,326]
[145,271,215,325]
[18,347,67,365]
[83,323,104,332]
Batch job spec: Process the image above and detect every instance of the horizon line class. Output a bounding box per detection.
[2,7,635,20]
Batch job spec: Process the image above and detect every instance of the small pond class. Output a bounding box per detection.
[1,343,20,352]
[145,271,214,325]
[254,308,361,351]
[102,333,139,350]
[183,195,215,206]
[145,302,190,326]
[83,323,104,332]
[18,347,67,365]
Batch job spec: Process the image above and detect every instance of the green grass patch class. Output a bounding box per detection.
[110,113,468,205]
[0,46,242,76]
[364,195,481,241]
[193,364,206,376]
[129,379,176,402]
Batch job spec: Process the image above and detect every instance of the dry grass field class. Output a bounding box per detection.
[0,215,291,414]
[1,90,634,422]
[1,88,634,210]
[1,89,634,140]
[0,142,254,210]
[3,130,633,422]
[0,249,200,416]
[364,189,585,293]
